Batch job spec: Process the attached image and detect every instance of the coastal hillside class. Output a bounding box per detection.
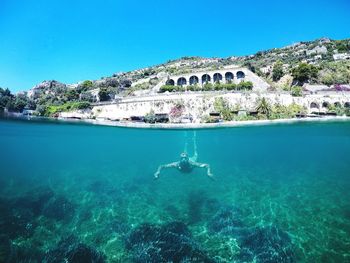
[1,37,350,118]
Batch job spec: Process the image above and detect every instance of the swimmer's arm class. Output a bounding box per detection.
[192,162,215,180]
[154,162,178,179]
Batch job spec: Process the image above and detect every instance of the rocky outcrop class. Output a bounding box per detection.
[28,80,67,99]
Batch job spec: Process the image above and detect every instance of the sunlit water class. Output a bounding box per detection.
[1,118,350,262]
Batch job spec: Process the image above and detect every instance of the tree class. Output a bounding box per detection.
[0,87,14,111]
[256,97,272,117]
[272,61,284,81]
[80,92,96,102]
[291,63,318,85]
[98,87,110,101]
[77,80,93,93]
[65,89,79,101]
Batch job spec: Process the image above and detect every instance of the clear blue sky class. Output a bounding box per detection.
[0,0,349,92]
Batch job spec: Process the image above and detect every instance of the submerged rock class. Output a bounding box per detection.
[125,221,215,263]
[42,195,75,221]
[3,242,44,263]
[0,198,36,239]
[187,191,207,224]
[207,206,245,237]
[43,236,106,263]
[207,205,296,262]
[13,187,55,216]
[238,225,296,263]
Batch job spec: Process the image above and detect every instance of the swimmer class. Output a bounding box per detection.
[154,152,214,180]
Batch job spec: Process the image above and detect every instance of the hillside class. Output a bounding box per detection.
[1,37,350,116]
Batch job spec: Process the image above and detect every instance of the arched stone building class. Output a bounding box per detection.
[160,67,270,91]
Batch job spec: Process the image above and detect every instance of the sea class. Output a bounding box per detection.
[0,117,350,262]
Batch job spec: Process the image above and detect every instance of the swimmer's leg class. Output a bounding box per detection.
[191,131,198,162]
[184,131,189,154]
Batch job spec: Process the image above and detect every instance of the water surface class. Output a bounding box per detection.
[1,118,350,262]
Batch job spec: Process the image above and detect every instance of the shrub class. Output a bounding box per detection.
[256,97,271,117]
[144,109,157,123]
[214,83,224,91]
[41,102,91,116]
[203,83,213,91]
[80,92,96,102]
[237,81,253,90]
[77,80,94,93]
[159,85,176,93]
[98,87,110,101]
[291,86,303,97]
[214,97,233,121]
[187,84,200,91]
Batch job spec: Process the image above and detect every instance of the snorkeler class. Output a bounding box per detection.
[154,132,214,180]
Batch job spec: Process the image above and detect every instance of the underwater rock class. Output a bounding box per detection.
[207,206,245,237]
[107,220,130,236]
[13,187,54,216]
[125,221,215,263]
[187,191,207,224]
[87,180,109,194]
[238,225,296,263]
[5,242,44,263]
[0,198,36,239]
[0,235,43,263]
[0,235,11,262]
[42,195,75,221]
[164,204,180,219]
[43,236,106,263]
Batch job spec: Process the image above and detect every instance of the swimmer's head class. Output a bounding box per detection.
[180,152,189,162]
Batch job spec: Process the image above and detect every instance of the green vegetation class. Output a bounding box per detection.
[98,87,110,101]
[213,97,234,121]
[291,86,303,97]
[159,85,178,93]
[270,103,306,119]
[256,97,272,118]
[0,88,14,112]
[158,81,253,93]
[81,80,93,89]
[40,101,91,117]
[291,63,319,85]
[327,103,350,116]
[0,88,35,113]
[334,40,350,53]
[319,61,350,85]
[144,109,157,123]
[272,61,284,81]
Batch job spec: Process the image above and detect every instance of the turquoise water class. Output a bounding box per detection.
[1,118,350,262]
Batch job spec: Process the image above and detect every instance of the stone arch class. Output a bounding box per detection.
[236,71,245,79]
[213,73,223,83]
[310,102,319,109]
[177,77,187,86]
[225,72,234,82]
[345,102,350,108]
[201,74,211,84]
[166,79,175,86]
[322,101,330,108]
[334,102,341,107]
[189,76,199,85]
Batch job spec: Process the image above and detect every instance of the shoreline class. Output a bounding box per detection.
[3,112,350,129]
[62,115,350,129]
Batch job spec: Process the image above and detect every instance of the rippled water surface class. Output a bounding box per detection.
[1,118,350,262]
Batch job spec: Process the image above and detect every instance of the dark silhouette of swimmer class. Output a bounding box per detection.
[154,152,214,180]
